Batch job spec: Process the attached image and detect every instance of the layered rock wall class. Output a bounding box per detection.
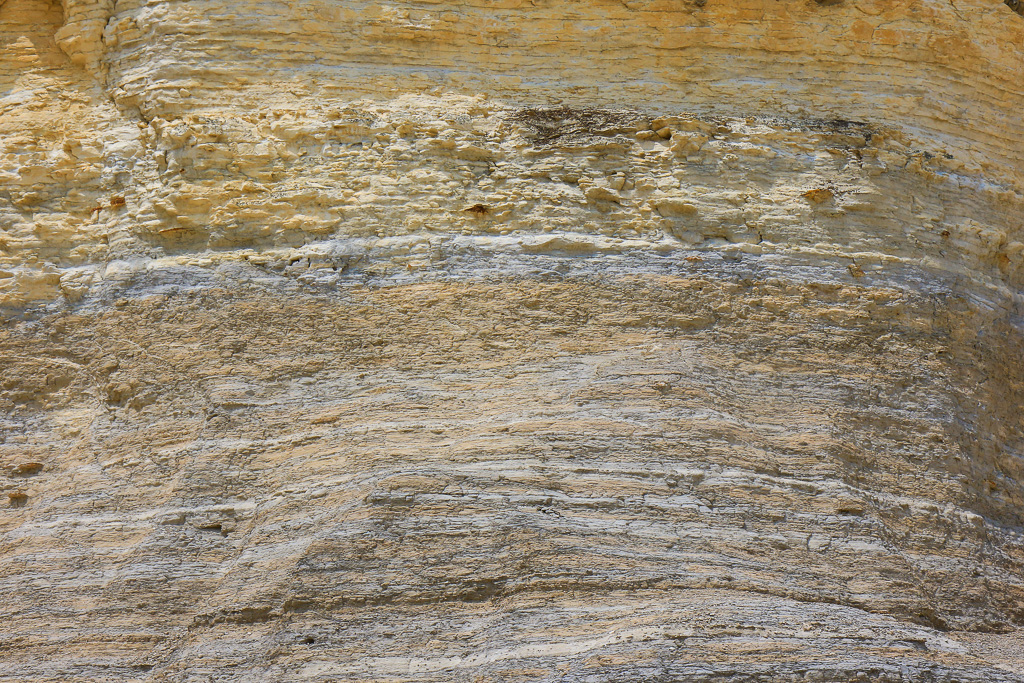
[1,0,1024,680]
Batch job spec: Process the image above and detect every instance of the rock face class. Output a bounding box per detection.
[2,0,1024,680]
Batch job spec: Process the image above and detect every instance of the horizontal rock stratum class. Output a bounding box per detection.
[1,0,1023,680]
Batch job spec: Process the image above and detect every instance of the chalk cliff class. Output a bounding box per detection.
[1,0,1024,680]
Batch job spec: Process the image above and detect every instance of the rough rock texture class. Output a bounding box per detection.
[2,0,1024,680]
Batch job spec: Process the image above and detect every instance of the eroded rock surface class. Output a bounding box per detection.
[1,0,1023,680]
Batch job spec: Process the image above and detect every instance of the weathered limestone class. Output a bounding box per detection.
[1,0,1023,680]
